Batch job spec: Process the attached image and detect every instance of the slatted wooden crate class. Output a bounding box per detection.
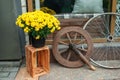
[25,45,50,78]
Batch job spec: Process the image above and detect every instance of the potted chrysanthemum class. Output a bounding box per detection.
[40,7,56,15]
[16,10,61,48]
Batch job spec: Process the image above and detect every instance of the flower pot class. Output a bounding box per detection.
[29,35,46,48]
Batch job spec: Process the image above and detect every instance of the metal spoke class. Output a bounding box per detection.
[83,13,120,68]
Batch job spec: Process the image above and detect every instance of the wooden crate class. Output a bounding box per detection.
[25,45,50,78]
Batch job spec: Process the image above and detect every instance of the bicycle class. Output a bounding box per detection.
[83,12,120,69]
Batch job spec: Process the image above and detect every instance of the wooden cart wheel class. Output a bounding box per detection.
[52,27,93,68]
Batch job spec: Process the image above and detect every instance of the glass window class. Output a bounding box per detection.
[40,0,75,14]
[39,0,112,14]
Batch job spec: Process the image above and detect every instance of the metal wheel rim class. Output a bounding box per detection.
[83,12,120,69]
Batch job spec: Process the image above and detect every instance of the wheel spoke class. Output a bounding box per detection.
[66,33,72,43]
[74,32,77,40]
[53,27,93,68]
[73,32,78,44]
[77,39,86,45]
[59,48,68,54]
[59,41,69,46]
[66,50,72,61]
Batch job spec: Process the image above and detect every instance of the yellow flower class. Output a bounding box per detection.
[31,22,36,27]
[26,21,30,26]
[56,26,61,30]
[35,26,40,31]
[19,23,24,28]
[16,10,60,40]
[35,35,40,39]
[40,7,56,15]
[48,23,53,28]
[24,27,29,33]
[50,27,55,33]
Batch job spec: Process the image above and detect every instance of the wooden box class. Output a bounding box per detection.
[25,45,50,78]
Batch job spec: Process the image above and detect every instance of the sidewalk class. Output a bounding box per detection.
[0,61,21,80]
[1,61,120,80]
[39,63,120,80]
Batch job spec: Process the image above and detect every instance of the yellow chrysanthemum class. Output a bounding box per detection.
[35,35,40,39]
[16,10,60,39]
[35,26,40,31]
[50,27,55,33]
[24,27,29,33]
[31,22,36,27]
[19,23,24,28]
[40,7,56,15]
[57,26,61,30]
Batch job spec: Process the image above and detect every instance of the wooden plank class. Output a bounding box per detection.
[110,0,117,35]
[27,0,33,12]
[111,0,117,12]
[47,37,120,44]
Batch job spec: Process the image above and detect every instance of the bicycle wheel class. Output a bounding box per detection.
[83,12,120,68]
[52,27,93,68]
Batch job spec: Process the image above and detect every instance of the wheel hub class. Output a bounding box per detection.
[69,43,75,49]
[107,35,113,42]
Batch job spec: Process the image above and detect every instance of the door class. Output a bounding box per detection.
[0,0,25,60]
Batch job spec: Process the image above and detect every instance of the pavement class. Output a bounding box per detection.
[39,63,120,80]
[1,60,120,80]
[0,61,21,80]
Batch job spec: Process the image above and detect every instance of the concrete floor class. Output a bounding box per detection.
[1,60,120,80]
[39,63,120,80]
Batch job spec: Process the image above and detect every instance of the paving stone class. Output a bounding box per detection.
[8,72,18,78]
[0,67,3,71]
[0,72,9,78]
[0,61,21,67]
[2,67,19,72]
[0,78,15,80]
